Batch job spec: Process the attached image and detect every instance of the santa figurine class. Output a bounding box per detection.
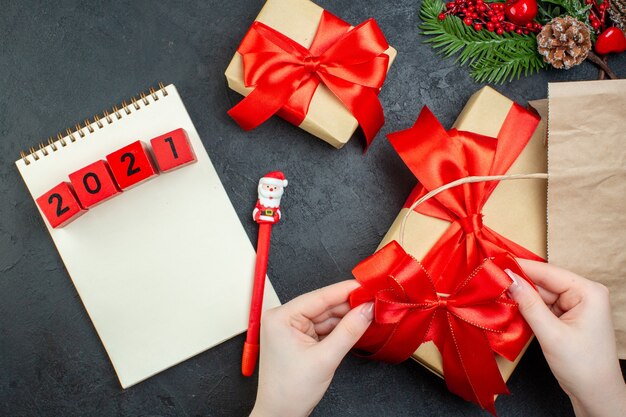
[253,171,288,224]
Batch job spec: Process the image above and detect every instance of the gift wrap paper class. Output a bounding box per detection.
[547,80,626,359]
[379,87,548,380]
[225,0,397,148]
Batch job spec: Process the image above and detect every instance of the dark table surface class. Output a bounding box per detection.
[1,1,625,416]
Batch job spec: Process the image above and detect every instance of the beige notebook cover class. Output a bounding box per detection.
[15,84,281,388]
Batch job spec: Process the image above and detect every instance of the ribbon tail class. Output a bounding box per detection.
[228,70,307,131]
[318,72,386,148]
[442,314,509,416]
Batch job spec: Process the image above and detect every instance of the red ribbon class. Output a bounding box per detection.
[390,104,544,288]
[349,104,543,414]
[350,242,534,415]
[227,10,390,147]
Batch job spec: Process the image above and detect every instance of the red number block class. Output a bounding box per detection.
[106,140,158,190]
[150,128,196,172]
[36,182,86,228]
[69,160,121,208]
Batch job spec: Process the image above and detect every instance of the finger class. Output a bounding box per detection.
[536,284,558,305]
[506,269,562,342]
[284,280,360,319]
[312,302,351,324]
[314,317,342,336]
[316,302,374,361]
[517,259,589,295]
[533,284,566,316]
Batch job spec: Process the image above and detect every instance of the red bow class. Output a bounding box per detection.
[227,10,390,147]
[350,241,535,415]
[388,105,544,291]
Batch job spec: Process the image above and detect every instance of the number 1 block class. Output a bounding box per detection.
[69,160,121,208]
[150,128,196,172]
[36,182,86,228]
[106,140,158,190]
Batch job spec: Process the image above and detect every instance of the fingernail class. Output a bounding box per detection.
[360,302,374,321]
[505,269,522,293]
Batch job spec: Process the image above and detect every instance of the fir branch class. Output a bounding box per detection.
[539,0,592,22]
[419,0,547,83]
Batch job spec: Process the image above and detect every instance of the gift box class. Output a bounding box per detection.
[224,0,397,149]
[350,87,548,414]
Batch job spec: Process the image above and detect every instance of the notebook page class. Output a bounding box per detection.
[16,84,281,388]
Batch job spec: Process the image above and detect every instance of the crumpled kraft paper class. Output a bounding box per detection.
[547,80,626,359]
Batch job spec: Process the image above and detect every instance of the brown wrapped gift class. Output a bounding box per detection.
[378,87,548,381]
[224,0,397,149]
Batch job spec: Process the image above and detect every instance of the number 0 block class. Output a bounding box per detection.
[69,160,121,208]
[36,182,86,228]
[150,128,196,172]
[106,140,158,190]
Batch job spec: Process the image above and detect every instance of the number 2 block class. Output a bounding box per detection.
[68,160,121,208]
[150,128,196,172]
[106,140,158,190]
[36,182,86,228]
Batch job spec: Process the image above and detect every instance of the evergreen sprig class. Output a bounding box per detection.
[419,0,547,83]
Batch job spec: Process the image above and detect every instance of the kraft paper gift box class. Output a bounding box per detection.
[224,0,397,149]
[378,86,548,382]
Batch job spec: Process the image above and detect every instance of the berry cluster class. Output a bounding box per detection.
[438,0,542,34]
[586,0,611,31]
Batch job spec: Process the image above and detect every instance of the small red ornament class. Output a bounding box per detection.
[595,27,626,55]
[504,0,537,26]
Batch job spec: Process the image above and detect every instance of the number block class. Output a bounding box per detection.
[106,140,158,190]
[69,160,121,208]
[150,128,196,172]
[36,182,86,228]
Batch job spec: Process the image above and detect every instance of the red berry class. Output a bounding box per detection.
[591,21,601,29]
[487,22,495,30]
[526,22,533,28]
[505,0,538,26]
[456,0,464,5]
[523,29,530,34]
[487,9,494,15]
[464,17,473,25]
[515,28,523,34]
[438,13,446,20]
[474,23,483,30]
[496,27,504,34]
[447,2,455,8]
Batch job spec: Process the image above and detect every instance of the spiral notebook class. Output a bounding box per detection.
[15,83,281,388]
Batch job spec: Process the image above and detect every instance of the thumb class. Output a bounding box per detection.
[506,269,562,343]
[317,302,374,362]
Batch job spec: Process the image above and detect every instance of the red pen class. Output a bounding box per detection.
[242,171,288,377]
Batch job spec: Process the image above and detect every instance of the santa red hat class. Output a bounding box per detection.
[260,171,288,187]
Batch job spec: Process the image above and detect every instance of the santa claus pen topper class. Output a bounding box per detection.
[242,171,288,376]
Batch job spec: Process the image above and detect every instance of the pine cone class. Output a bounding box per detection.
[537,16,592,70]
[609,0,626,31]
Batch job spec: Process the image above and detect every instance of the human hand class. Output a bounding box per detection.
[507,259,626,417]
[250,280,373,417]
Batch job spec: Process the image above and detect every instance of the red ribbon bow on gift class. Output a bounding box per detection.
[349,103,545,414]
[389,105,544,287]
[228,10,390,147]
[350,242,535,415]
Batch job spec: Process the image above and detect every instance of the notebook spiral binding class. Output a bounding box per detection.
[19,82,169,166]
